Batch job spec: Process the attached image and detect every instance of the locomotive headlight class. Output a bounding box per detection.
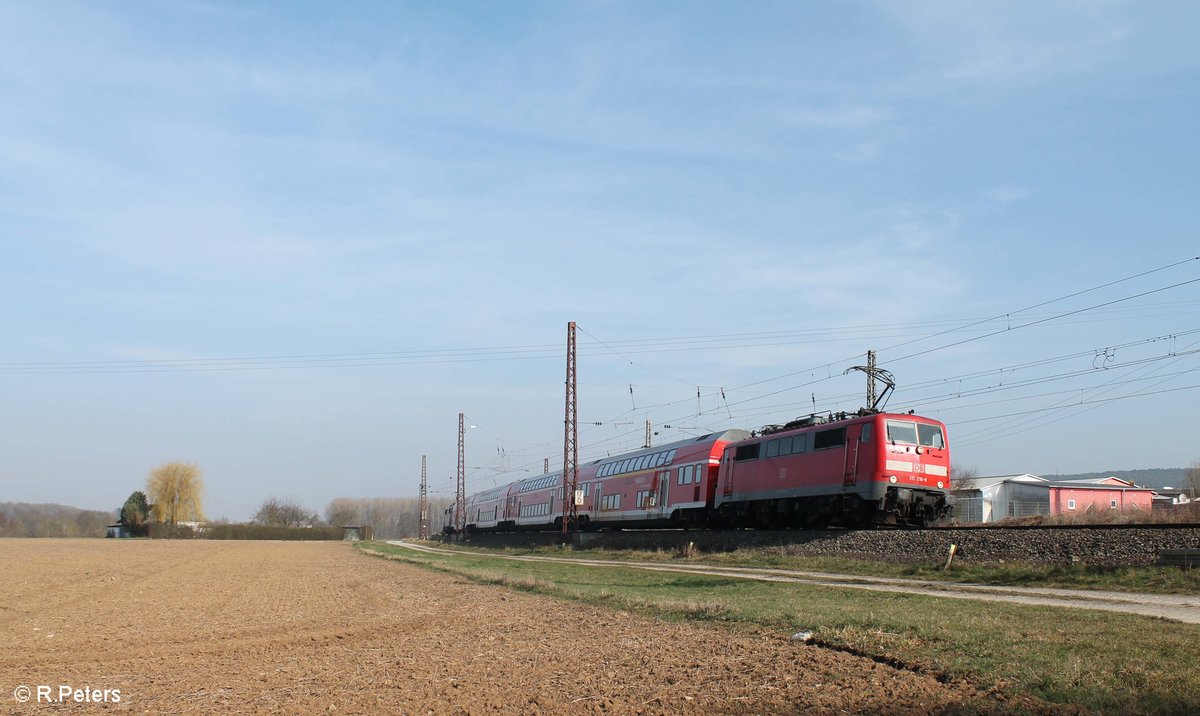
[937,481,944,489]
[887,475,897,484]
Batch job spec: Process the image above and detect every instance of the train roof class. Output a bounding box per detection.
[753,410,944,437]
[587,429,752,467]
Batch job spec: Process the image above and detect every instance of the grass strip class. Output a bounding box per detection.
[431,542,1200,595]
[361,541,1200,714]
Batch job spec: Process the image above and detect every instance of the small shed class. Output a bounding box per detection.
[340,525,373,541]
[105,524,129,538]
[1152,488,1192,510]
[951,474,1049,523]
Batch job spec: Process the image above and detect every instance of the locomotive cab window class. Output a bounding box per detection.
[885,420,919,445]
[917,423,945,449]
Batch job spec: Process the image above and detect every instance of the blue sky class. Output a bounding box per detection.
[2,1,1198,519]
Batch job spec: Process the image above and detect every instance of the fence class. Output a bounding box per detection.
[954,497,984,523]
[1007,501,1050,518]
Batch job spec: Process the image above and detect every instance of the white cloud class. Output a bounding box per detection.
[838,141,881,163]
[875,0,1132,88]
[984,185,1034,204]
[779,106,890,129]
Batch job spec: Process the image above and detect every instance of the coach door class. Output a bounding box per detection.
[721,449,735,497]
[843,423,862,487]
[655,469,670,519]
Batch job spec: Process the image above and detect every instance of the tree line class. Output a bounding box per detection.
[324,496,453,539]
[0,502,115,538]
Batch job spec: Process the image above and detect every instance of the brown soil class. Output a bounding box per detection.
[0,540,1062,714]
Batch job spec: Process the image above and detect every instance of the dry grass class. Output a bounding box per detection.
[985,502,1200,527]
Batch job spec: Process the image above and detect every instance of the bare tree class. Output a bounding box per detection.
[1186,460,1200,498]
[146,461,205,525]
[253,497,314,527]
[950,464,980,491]
[324,498,362,527]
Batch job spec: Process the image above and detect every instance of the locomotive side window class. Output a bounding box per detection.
[885,420,919,445]
[814,427,846,450]
[766,441,780,458]
[860,424,873,443]
[917,423,945,448]
[792,434,807,453]
[779,436,793,454]
[734,443,760,461]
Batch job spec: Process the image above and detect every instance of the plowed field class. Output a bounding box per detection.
[0,540,1054,714]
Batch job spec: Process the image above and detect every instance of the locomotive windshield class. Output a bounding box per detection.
[885,420,945,449]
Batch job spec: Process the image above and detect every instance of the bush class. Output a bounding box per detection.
[200,524,343,540]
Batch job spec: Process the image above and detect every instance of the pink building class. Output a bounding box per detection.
[1048,478,1154,515]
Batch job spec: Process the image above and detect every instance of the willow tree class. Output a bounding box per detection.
[146,461,205,525]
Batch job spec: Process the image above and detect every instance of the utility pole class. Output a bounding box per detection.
[456,412,466,539]
[644,419,652,449]
[561,321,579,540]
[418,454,429,539]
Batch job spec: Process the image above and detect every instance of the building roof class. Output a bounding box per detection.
[1053,476,1139,487]
[964,474,1048,489]
[1043,481,1155,492]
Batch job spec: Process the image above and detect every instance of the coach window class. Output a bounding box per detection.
[766,440,780,458]
[666,449,677,464]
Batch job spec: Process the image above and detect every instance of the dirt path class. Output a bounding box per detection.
[0,539,1060,714]
[391,541,1200,624]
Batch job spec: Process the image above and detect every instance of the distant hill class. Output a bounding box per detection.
[0,502,116,538]
[1045,468,1189,490]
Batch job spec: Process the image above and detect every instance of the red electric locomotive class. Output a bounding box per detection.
[714,411,951,527]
